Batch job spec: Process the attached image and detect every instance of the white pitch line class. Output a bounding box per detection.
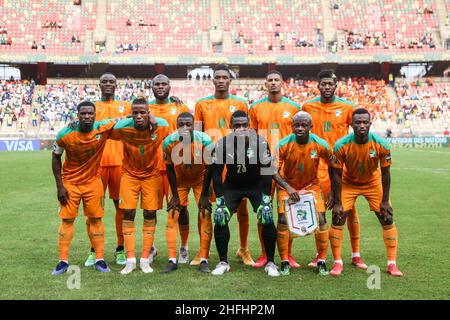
[406,149,450,155]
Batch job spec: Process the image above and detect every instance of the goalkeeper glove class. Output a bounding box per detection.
[257,193,274,225]
[214,196,231,227]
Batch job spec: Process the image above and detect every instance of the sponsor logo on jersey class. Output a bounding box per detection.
[95,134,102,140]
[118,106,125,113]
[283,111,290,118]
[310,150,317,159]
[335,109,342,117]
[151,133,158,140]
[369,149,377,158]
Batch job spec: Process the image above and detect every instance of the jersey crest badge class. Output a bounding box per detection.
[335,109,342,117]
[369,149,377,158]
[310,150,317,159]
[95,134,102,140]
[151,133,158,140]
[283,111,290,118]
[171,108,177,115]
[229,105,236,112]
[118,106,125,113]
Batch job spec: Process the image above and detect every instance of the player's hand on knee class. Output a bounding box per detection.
[380,201,393,220]
[257,194,274,225]
[57,186,69,205]
[214,196,230,226]
[167,194,180,211]
[286,186,300,203]
[198,196,212,217]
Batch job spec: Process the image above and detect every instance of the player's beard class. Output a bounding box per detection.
[154,90,170,101]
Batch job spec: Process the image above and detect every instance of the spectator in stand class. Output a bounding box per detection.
[444,128,449,137]
[31,41,38,50]
[126,19,132,26]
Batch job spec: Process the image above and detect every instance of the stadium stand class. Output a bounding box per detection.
[220,0,325,54]
[0,0,96,54]
[0,80,34,134]
[108,0,209,54]
[333,0,443,52]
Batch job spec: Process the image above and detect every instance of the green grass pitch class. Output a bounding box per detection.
[0,148,449,300]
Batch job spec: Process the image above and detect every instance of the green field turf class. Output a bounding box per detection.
[0,148,449,300]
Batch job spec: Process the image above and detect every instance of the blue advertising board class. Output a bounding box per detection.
[0,140,41,151]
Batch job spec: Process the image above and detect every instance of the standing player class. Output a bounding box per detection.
[330,108,402,277]
[149,74,191,264]
[301,70,366,269]
[273,111,332,276]
[162,112,214,273]
[109,98,170,275]
[211,111,279,277]
[194,64,254,266]
[249,70,302,268]
[51,101,115,275]
[85,72,131,267]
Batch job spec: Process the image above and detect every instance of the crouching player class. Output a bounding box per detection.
[52,101,116,275]
[330,108,403,277]
[274,111,333,276]
[109,98,169,275]
[211,111,279,277]
[161,112,214,273]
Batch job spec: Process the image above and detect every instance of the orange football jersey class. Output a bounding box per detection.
[249,96,301,150]
[149,98,191,171]
[276,133,331,190]
[194,94,248,143]
[55,119,115,184]
[332,132,392,185]
[109,117,170,179]
[163,130,213,188]
[95,99,132,167]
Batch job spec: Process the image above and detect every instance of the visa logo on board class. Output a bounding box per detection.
[0,140,40,151]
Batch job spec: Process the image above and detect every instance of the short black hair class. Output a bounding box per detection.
[100,72,116,79]
[318,69,337,82]
[177,112,194,121]
[213,64,232,78]
[78,100,96,110]
[132,97,148,106]
[266,70,283,80]
[230,110,249,124]
[352,108,371,119]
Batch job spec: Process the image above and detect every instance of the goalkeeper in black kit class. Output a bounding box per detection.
[210,110,279,277]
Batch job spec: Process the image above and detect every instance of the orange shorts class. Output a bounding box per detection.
[100,166,121,200]
[119,173,161,211]
[159,171,171,208]
[341,180,382,212]
[58,177,105,219]
[169,182,203,207]
[277,184,326,215]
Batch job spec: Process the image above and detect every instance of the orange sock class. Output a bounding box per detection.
[347,207,360,253]
[179,224,189,248]
[257,221,266,257]
[199,210,212,259]
[276,223,289,261]
[166,209,180,260]
[122,220,136,259]
[86,217,94,249]
[142,219,156,259]
[382,224,398,261]
[237,202,249,249]
[89,219,105,260]
[315,225,329,260]
[58,220,74,261]
[329,225,344,261]
[115,207,124,247]
[288,237,294,256]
